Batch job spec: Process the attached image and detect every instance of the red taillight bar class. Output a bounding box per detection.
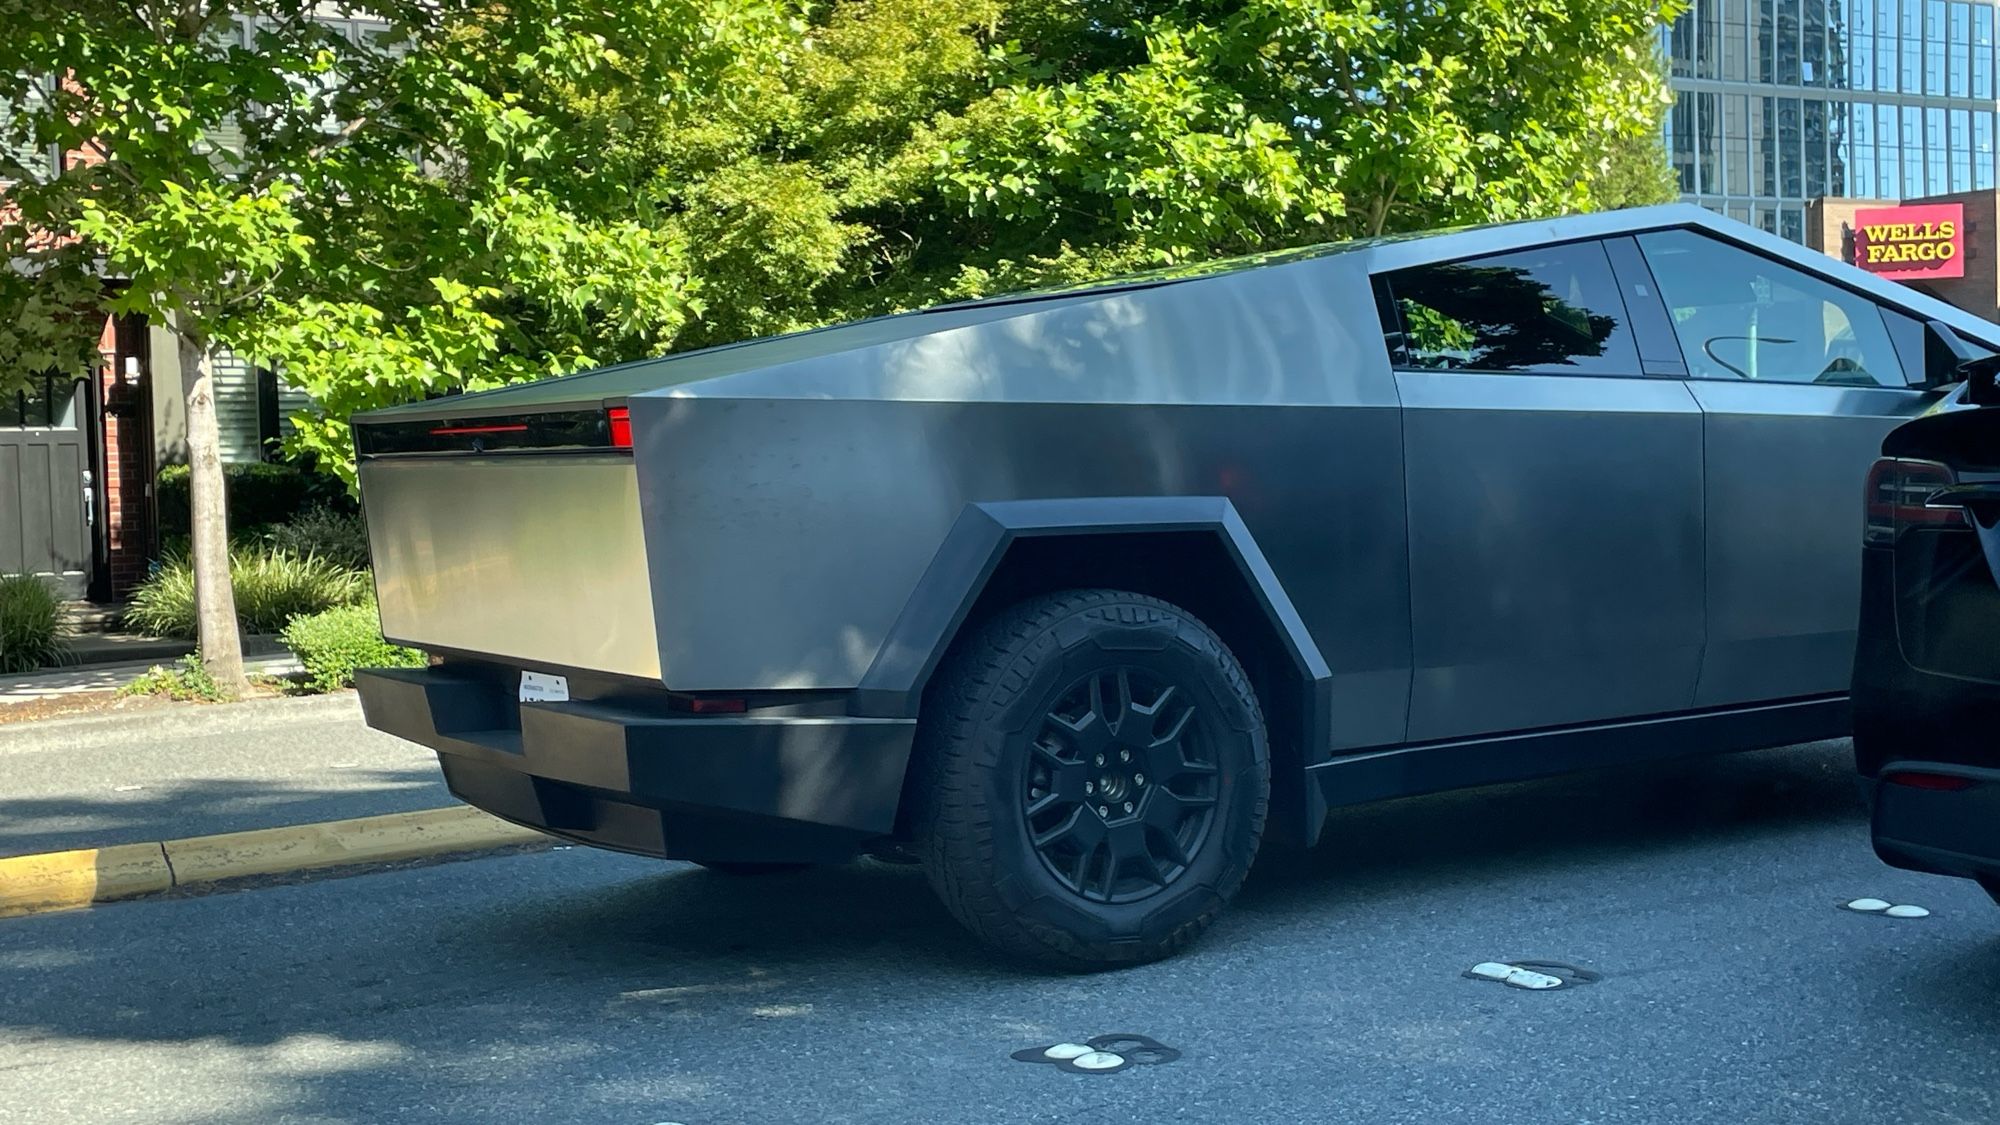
[1883,770,1978,792]
[430,422,530,436]
[607,406,632,449]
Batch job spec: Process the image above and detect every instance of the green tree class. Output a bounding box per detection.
[1581,41,1680,209]
[3,0,1687,517]
[0,0,708,691]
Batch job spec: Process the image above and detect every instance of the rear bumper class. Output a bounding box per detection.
[355,668,916,863]
[1866,765,2000,886]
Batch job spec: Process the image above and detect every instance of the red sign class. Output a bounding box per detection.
[1852,203,1965,280]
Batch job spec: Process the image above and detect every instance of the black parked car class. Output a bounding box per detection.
[1853,331,2000,904]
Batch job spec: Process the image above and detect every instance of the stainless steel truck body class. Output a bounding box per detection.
[353,204,2000,965]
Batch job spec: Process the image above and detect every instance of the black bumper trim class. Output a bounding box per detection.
[355,668,917,861]
[1868,761,2000,883]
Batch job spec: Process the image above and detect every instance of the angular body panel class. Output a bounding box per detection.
[362,456,659,678]
[351,203,2000,872]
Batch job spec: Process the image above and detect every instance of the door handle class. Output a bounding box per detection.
[82,469,94,528]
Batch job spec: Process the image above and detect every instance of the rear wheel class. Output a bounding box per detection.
[912,588,1269,968]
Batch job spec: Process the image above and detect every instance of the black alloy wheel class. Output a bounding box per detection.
[1023,666,1220,904]
[911,588,1269,968]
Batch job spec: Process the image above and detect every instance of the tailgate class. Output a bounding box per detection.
[358,454,659,679]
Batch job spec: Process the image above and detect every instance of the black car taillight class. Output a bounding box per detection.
[1864,457,1963,546]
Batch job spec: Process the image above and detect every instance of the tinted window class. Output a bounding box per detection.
[1637,229,1907,387]
[1385,242,1640,375]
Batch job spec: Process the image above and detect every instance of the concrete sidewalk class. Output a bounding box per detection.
[0,639,299,704]
[0,694,451,859]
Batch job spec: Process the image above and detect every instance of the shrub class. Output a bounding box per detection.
[156,461,353,539]
[0,575,68,674]
[265,509,371,570]
[120,654,228,702]
[281,602,424,693]
[125,549,372,639]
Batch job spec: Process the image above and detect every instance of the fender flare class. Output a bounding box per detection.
[852,496,1334,844]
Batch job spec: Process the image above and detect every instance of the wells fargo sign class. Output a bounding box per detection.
[1852,203,1966,281]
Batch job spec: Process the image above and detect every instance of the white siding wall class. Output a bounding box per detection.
[209,348,263,464]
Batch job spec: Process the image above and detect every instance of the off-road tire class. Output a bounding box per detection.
[911,588,1269,969]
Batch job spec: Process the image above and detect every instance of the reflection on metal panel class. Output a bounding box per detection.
[1688,380,1935,706]
[360,456,659,679]
[1399,371,1706,741]
[630,396,1414,747]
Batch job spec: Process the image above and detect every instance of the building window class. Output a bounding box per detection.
[1829,98,1851,195]
[1728,0,1752,79]
[1674,1,1699,75]
[1727,93,1752,194]
[1852,100,1877,196]
[1702,92,1727,195]
[1949,1,1972,96]
[1878,103,1900,196]
[1925,1,1948,95]
[1757,0,1775,81]
[1806,0,1827,84]
[1901,0,1922,92]
[1902,105,1925,197]
[1781,96,1805,196]
[1806,98,1829,196]
[1977,110,1996,190]
[1673,90,1698,193]
[1975,5,1993,97]
[1925,106,1946,194]
[1951,107,1972,191]
[1756,96,1777,195]
[1851,0,1876,88]
[1792,0,1808,82]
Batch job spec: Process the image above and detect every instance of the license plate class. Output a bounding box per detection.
[519,671,570,703]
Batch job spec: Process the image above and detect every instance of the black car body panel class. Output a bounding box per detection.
[1854,388,2000,896]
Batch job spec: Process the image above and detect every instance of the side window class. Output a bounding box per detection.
[1636,229,1907,387]
[1383,241,1642,376]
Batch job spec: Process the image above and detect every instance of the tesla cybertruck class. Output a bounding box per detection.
[352,204,1998,965]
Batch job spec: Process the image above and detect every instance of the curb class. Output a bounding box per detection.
[0,806,551,919]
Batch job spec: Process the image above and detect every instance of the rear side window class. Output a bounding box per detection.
[1383,241,1641,376]
[1637,229,1907,387]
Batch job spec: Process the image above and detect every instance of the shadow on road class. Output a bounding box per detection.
[0,767,445,857]
[0,739,1987,1124]
[1246,738,1866,904]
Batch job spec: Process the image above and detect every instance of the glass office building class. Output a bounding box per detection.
[1665,0,2000,240]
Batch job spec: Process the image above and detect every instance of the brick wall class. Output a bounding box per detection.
[97,313,154,599]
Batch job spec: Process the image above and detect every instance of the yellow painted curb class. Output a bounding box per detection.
[165,806,551,886]
[0,842,174,919]
[0,807,550,919]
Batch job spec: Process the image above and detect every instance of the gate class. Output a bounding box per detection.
[0,375,93,598]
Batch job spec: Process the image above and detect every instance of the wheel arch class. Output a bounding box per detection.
[854,497,1334,847]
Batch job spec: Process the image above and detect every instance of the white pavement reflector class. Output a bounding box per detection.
[1467,962,1564,990]
[1841,898,1930,918]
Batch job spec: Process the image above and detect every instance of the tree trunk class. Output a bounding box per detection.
[177,330,248,696]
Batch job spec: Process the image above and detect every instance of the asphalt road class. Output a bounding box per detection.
[2,739,1996,1125]
[0,696,446,856]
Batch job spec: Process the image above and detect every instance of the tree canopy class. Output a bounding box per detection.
[1,0,1685,484]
